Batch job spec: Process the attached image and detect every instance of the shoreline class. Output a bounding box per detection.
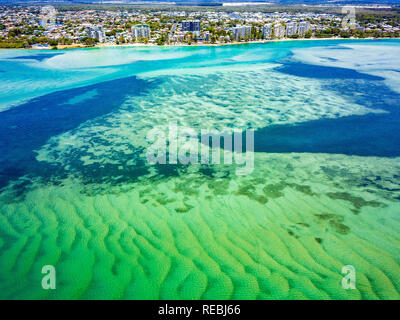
[6,36,400,50]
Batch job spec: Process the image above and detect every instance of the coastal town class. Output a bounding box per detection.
[0,4,399,48]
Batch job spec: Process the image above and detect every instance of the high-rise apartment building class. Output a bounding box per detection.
[298,21,311,35]
[262,24,273,39]
[86,25,106,43]
[286,22,298,37]
[232,25,252,41]
[274,24,285,38]
[132,24,151,39]
[181,20,200,33]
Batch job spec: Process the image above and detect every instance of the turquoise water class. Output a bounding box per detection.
[0,40,399,299]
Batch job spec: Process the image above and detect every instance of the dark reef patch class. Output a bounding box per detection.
[326,191,382,214]
[314,213,350,235]
[262,183,286,199]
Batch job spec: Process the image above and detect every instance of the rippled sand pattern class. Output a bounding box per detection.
[0,153,399,299]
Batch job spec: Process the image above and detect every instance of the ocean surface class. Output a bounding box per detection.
[0,40,399,299]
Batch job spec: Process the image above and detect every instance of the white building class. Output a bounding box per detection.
[132,24,151,40]
[298,21,311,35]
[262,23,273,39]
[274,24,285,38]
[286,22,298,37]
[86,25,105,43]
[232,25,252,41]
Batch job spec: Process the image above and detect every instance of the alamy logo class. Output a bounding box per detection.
[342,6,356,30]
[146,122,254,175]
[41,265,56,290]
[341,265,356,289]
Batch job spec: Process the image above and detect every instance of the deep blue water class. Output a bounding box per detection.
[8,53,62,62]
[0,76,150,189]
[254,61,400,157]
[276,61,385,80]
